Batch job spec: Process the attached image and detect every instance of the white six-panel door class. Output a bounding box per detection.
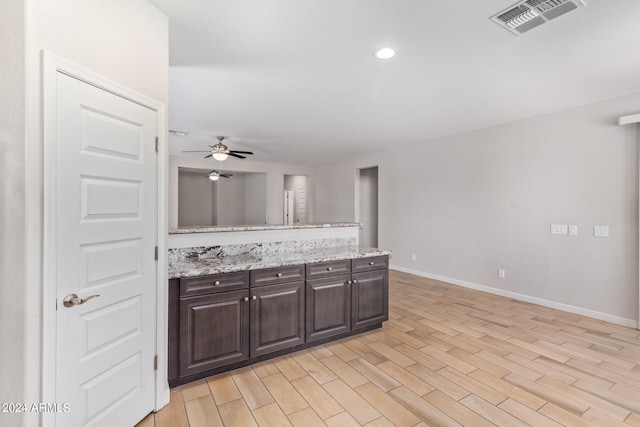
[54,71,157,426]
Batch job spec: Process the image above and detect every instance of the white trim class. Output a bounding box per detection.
[42,51,169,427]
[618,113,640,125]
[390,264,639,329]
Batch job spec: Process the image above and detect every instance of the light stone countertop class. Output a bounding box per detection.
[169,222,361,234]
[169,246,391,279]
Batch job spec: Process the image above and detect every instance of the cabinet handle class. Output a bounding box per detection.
[353,280,358,284]
[347,280,352,285]
[327,267,332,271]
[276,273,283,277]
[214,281,221,286]
[252,295,257,300]
[369,261,374,265]
[243,296,249,302]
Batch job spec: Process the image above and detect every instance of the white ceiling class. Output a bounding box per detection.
[150,0,640,165]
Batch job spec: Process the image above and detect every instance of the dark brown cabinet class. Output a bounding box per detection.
[169,255,388,386]
[179,289,250,377]
[306,274,351,342]
[351,269,388,330]
[250,281,305,357]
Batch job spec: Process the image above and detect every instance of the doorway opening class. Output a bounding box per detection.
[358,166,378,248]
[284,175,308,225]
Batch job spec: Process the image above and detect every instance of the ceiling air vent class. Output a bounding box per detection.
[491,0,586,35]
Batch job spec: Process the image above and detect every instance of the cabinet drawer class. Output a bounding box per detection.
[352,255,388,273]
[180,271,249,297]
[306,259,351,279]
[250,265,305,287]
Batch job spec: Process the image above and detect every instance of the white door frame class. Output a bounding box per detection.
[41,51,169,425]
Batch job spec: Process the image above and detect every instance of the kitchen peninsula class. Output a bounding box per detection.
[167,223,391,386]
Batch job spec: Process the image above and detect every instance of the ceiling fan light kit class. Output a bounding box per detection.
[182,136,254,161]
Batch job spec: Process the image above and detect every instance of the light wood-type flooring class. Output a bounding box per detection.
[138,270,640,427]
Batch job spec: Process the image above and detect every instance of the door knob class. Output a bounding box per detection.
[63,293,100,308]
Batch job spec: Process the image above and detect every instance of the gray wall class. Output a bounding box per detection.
[359,167,378,248]
[178,170,216,226]
[245,173,267,224]
[216,173,246,225]
[314,93,640,324]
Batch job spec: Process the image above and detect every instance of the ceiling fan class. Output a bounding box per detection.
[183,136,254,161]
[208,170,233,181]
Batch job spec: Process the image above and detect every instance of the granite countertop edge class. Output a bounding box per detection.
[169,222,361,235]
[169,247,391,279]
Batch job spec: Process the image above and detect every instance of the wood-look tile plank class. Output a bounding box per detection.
[325,341,359,361]
[437,366,507,405]
[537,402,599,427]
[136,413,155,427]
[184,395,223,427]
[376,360,434,396]
[154,390,189,427]
[232,369,275,409]
[252,402,293,427]
[423,389,496,427]
[537,375,631,420]
[367,341,416,367]
[261,372,309,415]
[342,336,388,364]
[582,407,635,427]
[389,387,462,427]
[354,382,421,427]
[324,411,361,427]
[406,363,470,401]
[348,358,402,392]
[274,356,308,381]
[287,407,326,427]
[217,398,258,427]
[460,394,528,426]
[503,373,589,415]
[207,374,242,406]
[497,398,564,427]
[252,360,281,378]
[394,343,447,371]
[293,351,338,384]
[625,412,640,426]
[181,381,211,402]
[291,375,344,419]
[468,368,547,410]
[322,379,381,424]
[320,355,369,388]
[420,345,476,374]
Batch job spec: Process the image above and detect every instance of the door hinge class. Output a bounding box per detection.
[154,355,158,371]
[154,246,158,260]
[155,136,159,152]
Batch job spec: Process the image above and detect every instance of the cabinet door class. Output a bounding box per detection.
[251,281,305,357]
[352,269,388,330]
[306,275,351,342]
[179,290,250,377]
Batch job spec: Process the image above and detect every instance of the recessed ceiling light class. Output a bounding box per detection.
[374,48,396,59]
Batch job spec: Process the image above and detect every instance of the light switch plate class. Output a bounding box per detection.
[568,225,578,236]
[551,224,568,235]
[594,225,609,237]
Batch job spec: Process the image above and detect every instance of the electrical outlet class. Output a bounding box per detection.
[594,225,609,237]
[568,225,578,236]
[498,269,506,279]
[551,224,568,235]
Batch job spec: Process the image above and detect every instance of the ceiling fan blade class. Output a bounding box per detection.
[182,150,213,153]
[229,150,253,155]
[220,174,233,178]
[228,152,246,159]
[204,154,213,158]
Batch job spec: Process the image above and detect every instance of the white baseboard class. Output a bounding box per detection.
[390,264,639,330]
